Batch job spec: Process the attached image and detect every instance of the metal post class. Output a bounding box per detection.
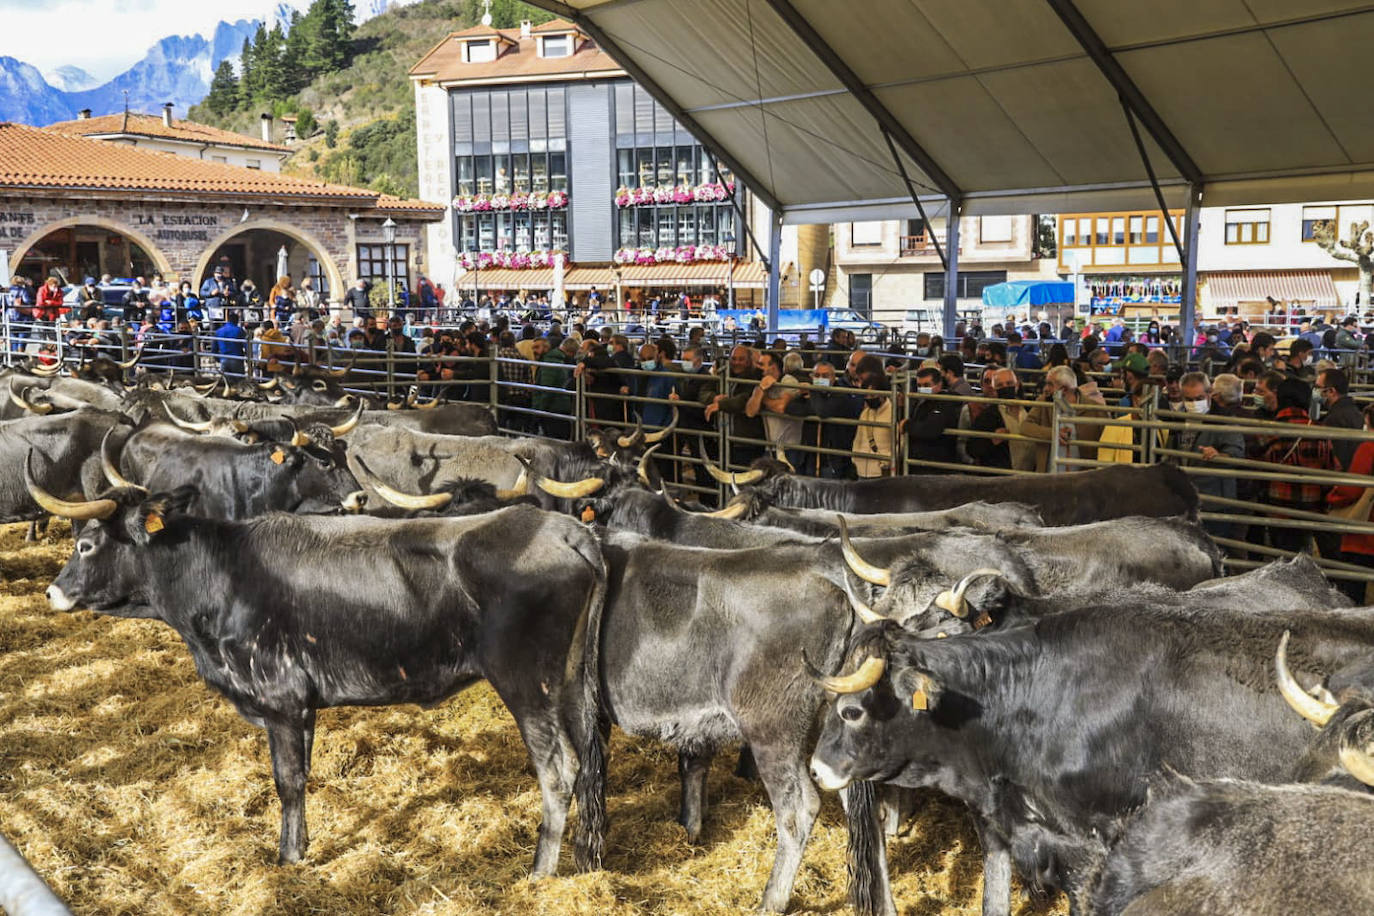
[385,339,396,404]
[766,214,782,333]
[488,350,500,423]
[727,258,735,311]
[718,359,731,504]
[2,303,9,366]
[943,202,962,340]
[574,368,587,441]
[893,373,907,476]
[1179,183,1202,349]
[1047,395,1061,474]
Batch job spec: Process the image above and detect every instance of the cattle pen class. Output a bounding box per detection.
[0,521,1062,915]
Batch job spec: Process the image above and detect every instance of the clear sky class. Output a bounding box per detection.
[0,0,314,83]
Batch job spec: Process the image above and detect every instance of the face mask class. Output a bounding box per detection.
[996,386,1019,400]
[1248,393,1267,409]
[641,359,656,370]
[864,395,885,409]
[917,386,933,395]
[812,377,832,387]
[1184,399,1209,414]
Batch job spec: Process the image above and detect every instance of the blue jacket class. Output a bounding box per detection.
[1009,345,1042,370]
[215,322,246,358]
[641,364,678,428]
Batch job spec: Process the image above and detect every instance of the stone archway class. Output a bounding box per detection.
[193,218,344,303]
[10,216,174,282]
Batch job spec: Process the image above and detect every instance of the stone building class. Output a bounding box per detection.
[0,122,441,302]
[46,106,292,172]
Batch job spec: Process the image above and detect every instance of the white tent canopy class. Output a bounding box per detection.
[530,0,1374,221]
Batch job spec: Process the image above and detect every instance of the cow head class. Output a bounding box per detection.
[27,453,193,619]
[837,517,1034,629]
[1276,631,1374,792]
[807,622,952,792]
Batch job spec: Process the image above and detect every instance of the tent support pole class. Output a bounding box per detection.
[943,201,962,341]
[767,213,782,333]
[1180,184,1202,348]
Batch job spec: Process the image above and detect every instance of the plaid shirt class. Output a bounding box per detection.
[498,346,530,384]
[1260,407,1333,510]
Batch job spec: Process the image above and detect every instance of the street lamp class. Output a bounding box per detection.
[468,243,480,316]
[382,218,397,316]
[723,231,736,310]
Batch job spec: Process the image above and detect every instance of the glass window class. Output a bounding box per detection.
[1128,216,1143,245]
[656,148,672,185]
[356,244,410,289]
[658,208,675,243]
[1224,209,1270,245]
[1112,217,1125,245]
[493,154,511,193]
[718,207,736,246]
[534,213,551,249]
[1302,205,1337,242]
[618,149,635,187]
[552,212,568,250]
[474,155,493,194]
[513,212,531,250]
[245,159,261,170]
[1095,218,1110,246]
[307,256,329,296]
[637,209,654,247]
[636,149,654,186]
[478,214,495,249]
[699,206,716,244]
[979,215,1012,243]
[1145,216,1160,243]
[531,153,548,192]
[540,34,571,58]
[494,213,512,250]
[548,152,567,192]
[699,152,714,187]
[676,146,694,185]
[459,216,477,252]
[851,222,883,246]
[464,39,494,63]
[678,207,697,245]
[1062,219,1076,247]
[512,154,529,193]
[457,158,475,195]
[618,210,634,247]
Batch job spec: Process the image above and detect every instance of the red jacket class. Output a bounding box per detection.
[1328,439,1374,556]
[34,283,66,321]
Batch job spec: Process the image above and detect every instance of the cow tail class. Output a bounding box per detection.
[845,780,893,916]
[570,530,609,872]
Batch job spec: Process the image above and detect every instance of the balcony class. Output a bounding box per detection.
[900,234,958,258]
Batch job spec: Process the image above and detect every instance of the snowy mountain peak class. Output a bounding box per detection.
[44,65,98,93]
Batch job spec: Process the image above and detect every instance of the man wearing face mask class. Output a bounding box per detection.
[851,358,894,478]
[787,360,860,478]
[966,367,1029,470]
[1168,372,1244,537]
[901,367,960,471]
[1281,339,1316,380]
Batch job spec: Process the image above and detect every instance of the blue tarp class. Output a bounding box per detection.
[981,280,1076,308]
[716,308,829,330]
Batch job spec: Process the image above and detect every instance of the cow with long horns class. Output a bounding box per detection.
[28,470,610,879]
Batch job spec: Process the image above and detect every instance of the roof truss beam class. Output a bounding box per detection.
[1043,0,1203,186]
[759,0,963,202]
[527,0,783,212]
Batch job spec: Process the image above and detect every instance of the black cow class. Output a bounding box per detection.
[30,478,608,878]
[1078,775,1374,915]
[94,424,360,519]
[729,492,1045,538]
[715,459,1197,526]
[0,409,124,537]
[807,604,1374,915]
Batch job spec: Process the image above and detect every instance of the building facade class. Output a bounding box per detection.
[1,122,440,303]
[411,18,803,307]
[833,215,1056,329]
[46,107,292,172]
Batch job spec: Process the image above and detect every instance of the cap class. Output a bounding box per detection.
[213,265,224,274]
[1115,352,1150,376]
[84,276,96,285]
[1165,365,1184,382]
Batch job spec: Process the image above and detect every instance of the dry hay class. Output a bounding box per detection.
[0,522,1067,915]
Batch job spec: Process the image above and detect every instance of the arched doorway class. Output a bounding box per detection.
[11,218,172,285]
[194,220,342,304]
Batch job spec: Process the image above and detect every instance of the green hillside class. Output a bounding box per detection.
[190,0,554,198]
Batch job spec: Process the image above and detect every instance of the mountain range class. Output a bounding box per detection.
[0,2,417,127]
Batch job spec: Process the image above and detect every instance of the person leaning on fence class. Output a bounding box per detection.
[783,360,860,479]
[1166,372,1245,539]
[967,367,1036,471]
[704,346,767,467]
[745,350,804,469]
[1022,365,1102,472]
[1324,402,1374,601]
[214,310,247,377]
[531,337,577,440]
[902,366,960,472]
[1258,377,1335,555]
[852,359,894,478]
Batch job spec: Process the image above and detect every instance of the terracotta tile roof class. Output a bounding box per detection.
[45,112,290,154]
[409,17,622,84]
[375,193,446,214]
[0,122,441,217]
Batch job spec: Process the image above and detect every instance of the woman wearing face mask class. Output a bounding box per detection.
[850,358,893,478]
[1325,403,1374,598]
[1168,371,1244,538]
[1142,322,1162,346]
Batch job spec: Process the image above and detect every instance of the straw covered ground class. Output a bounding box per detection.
[0,521,1065,915]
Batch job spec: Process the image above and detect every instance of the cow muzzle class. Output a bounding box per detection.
[46,584,76,612]
[809,755,852,792]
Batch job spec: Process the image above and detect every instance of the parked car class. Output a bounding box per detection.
[826,308,888,342]
[63,279,135,319]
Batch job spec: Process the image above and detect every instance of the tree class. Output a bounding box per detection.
[324,119,339,148]
[239,33,258,99]
[295,107,317,138]
[1033,214,1057,260]
[254,24,290,100]
[1314,219,1374,308]
[204,59,239,116]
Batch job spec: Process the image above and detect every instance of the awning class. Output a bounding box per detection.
[982,280,1076,308]
[1203,270,1341,311]
[614,260,786,289]
[456,266,618,291]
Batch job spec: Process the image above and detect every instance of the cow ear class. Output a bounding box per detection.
[963,577,1014,630]
[129,488,193,543]
[894,667,942,712]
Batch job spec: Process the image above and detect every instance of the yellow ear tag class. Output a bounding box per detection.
[911,674,929,710]
[270,448,286,465]
[144,513,165,534]
[580,506,597,523]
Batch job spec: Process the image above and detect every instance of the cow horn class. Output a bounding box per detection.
[412,393,438,410]
[636,443,661,485]
[495,469,529,500]
[31,361,59,376]
[100,428,145,492]
[701,455,765,486]
[165,407,212,433]
[353,457,452,510]
[934,568,1004,619]
[386,400,403,411]
[231,420,251,433]
[839,516,891,587]
[805,652,887,695]
[24,452,117,520]
[700,499,749,520]
[192,380,217,393]
[617,421,644,449]
[9,380,51,415]
[116,346,144,370]
[1339,739,1374,788]
[842,572,887,625]
[643,407,678,444]
[537,475,605,499]
[327,348,356,378]
[289,424,311,448]
[774,445,795,473]
[257,377,279,391]
[330,401,364,437]
[1276,631,1339,727]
